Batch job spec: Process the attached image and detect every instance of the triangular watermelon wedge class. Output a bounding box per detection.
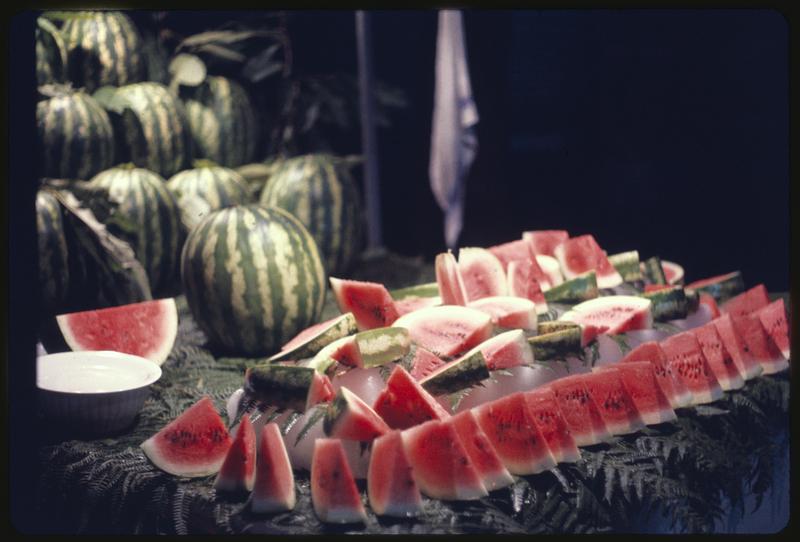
[311,438,367,523]
[730,313,788,375]
[553,234,622,289]
[522,388,581,463]
[721,284,771,318]
[757,298,790,360]
[712,314,763,380]
[324,386,390,441]
[523,230,570,257]
[409,346,448,380]
[214,415,257,493]
[251,422,296,513]
[467,295,538,330]
[447,410,514,491]
[506,259,549,313]
[457,247,508,301]
[462,329,533,371]
[373,365,451,430]
[367,430,422,517]
[599,362,676,426]
[691,322,745,390]
[435,250,468,306]
[549,375,612,447]
[330,277,399,330]
[620,341,693,409]
[582,369,646,436]
[488,238,552,290]
[660,331,724,405]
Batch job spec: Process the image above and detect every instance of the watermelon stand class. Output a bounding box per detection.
[32,254,789,535]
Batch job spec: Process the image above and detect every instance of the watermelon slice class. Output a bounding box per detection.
[721,284,771,318]
[457,247,508,301]
[251,422,296,513]
[619,341,692,409]
[214,415,256,493]
[488,239,552,289]
[419,350,490,396]
[712,314,763,380]
[367,430,422,516]
[535,254,564,288]
[467,295,538,330]
[313,327,411,369]
[373,365,451,430]
[311,438,367,523]
[581,369,646,436]
[402,419,488,500]
[549,376,612,447]
[391,305,494,358]
[309,335,360,370]
[659,332,724,405]
[523,229,569,257]
[692,323,745,390]
[324,386,390,441]
[447,410,514,491]
[473,392,556,475]
[685,271,745,303]
[522,388,581,463]
[599,362,676,425]
[559,296,652,344]
[435,251,468,306]
[269,312,358,362]
[699,293,721,319]
[55,298,178,365]
[730,314,788,375]
[330,277,399,331]
[463,329,534,371]
[395,296,442,316]
[757,298,790,360]
[409,346,448,380]
[553,234,622,289]
[141,396,232,477]
[661,260,685,285]
[506,259,549,313]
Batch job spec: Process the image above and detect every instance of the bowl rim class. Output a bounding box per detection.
[37,350,162,394]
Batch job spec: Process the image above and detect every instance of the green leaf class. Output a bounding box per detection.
[169,53,207,88]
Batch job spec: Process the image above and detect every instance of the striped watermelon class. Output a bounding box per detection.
[88,165,182,293]
[260,154,364,276]
[36,17,68,86]
[37,88,115,180]
[181,204,326,356]
[94,82,193,178]
[36,189,70,314]
[182,76,260,168]
[166,162,252,231]
[60,11,146,93]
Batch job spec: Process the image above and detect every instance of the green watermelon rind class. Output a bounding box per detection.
[528,327,583,361]
[245,364,320,413]
[608,250,642,283]
[268,313,358,363]
[419,350,490,396]
[685,271,745,304]
[641,286,689,321]
[543,271,599,304]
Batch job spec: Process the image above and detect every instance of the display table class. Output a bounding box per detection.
[34,253,790,534]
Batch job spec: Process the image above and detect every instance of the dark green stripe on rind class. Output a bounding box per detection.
[537,320,580,335]
[419,350,490,396]
[608,250,642,283]
[640,286,689,321]
[685,271,745,304]
[268,312,358,362]
[245,364,316,413]
[36,190,70,313]
[528,328,583,360]
[544,271,599,304]
[642,256,668,285]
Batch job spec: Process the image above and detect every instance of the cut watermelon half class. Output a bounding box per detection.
[447,410,514,491]
[757,298,790,360]
[457,247,508,301]
[472,392,556,475]
[435,251,468,306]
[467,295,538,330]
[311,438,367,523]
[373,365,450,430]
[599,362,676,426]
[721,284,771,318]
[402,419,488,500]
[692,323,745,390]
[553,234,622,289]
[549,376,612,447]
[522,388,581,463]
[523,230,569,257]
[56,298,178,366]
[506,259,549,313]
[367,430,422,516]
[324,386,390,441]
[581,369,645,436]
[409,346,448,380]
[463,329,534,371]
[141,396,232,477]
[330,277,400,331]
[392,305,494,359]
[730,313,788,375]
[559,296,653,343]
[620,341,692,409]
[660,332,724,405]
[251,422,296,513]
[214,415,257,493]
[712,314,763,380]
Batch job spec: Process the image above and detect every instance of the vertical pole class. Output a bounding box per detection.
[356,10,383,250]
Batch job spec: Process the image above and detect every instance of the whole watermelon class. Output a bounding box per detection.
[166,161,252,231]
[60,11,146,93]
[36,189,70,313]
[259,154,364,276]
[87,165,182,294]
[37,87,115,180]
[181,204,326,356]
[181,76,260,168]
[36,17,68,86]
[94,82,193,178]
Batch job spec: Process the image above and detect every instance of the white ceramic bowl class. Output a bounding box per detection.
[37,351,162,436]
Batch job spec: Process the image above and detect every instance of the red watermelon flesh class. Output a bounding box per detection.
[56,298,178,365]
[435,251,468,306]
[467,296,538,330]
[330,277,399,331]
[644,284,673,293]
[699,293,721,319]
[324,386,390,441]
[553,235,622,289]
[395,295,442,316]
[721,284,770,318]
[409,346,448,380]
[712,314,763,380]
[549,375,612,447]
[466,329,533,371]
[251,422,296,513]
[473,392,556,475]
[731,314,788,375]
[214,415,256,492]
[458,247,508,301]
[311,438,367,523]
[140,396,232,477]
[315,335,360,368]
[691,323,745,390]
[522,388,581,463]
[373,365,450,430]
[660,332,723,405]
[757,299,790,360]
[582,369,645,436]
[392,305,494,359]
[600,362,676,425]
[488,239,552,289]
[523,230,570,257]
[401,419,488,500]
[560,296,653,344]
[620,341,692,409]
[367,430,422,517]
[507,259,549,312]
[447,410,514,491]
[307,372,335,411]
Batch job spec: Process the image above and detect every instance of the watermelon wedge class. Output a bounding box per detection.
[730,314,788,375]
[409,346,448,380]
[402,419,488,500]
[56,298,178,365]
[506,259,549,313]
[549,376,612,447]
[391,305,494,358]
[721,284,771,318]
[464,329,534,371]
[395,296,442,316]
[324,386,390,441]
[523,230,569,257]
[619,341,692,409]
[367,430,422,516]
[488,239,552,290]
[311,438,367,523]
[373,365,451,430]
[757,298,790,360]
[467,295,538,330]
[435,251,468,306]
[692,323,745,390]
[599,362,676,425]
[473,392,556,475]
[712,314,763,380]
[553,234,622,289]
[582,369,645,436]
[330,277,399,330]
[214,415,256,493]
[447,410,514,491]
[559,296,652,344]
[251,422,296,513]
[660,332,724,405]
[269,312,358,362]
[685,271,745,303]
[244,365,334,413]
[522,388,581,463]
[661,260,685,285]
[457,247,508,301]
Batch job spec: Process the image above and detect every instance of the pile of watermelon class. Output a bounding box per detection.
[138,229,790,523]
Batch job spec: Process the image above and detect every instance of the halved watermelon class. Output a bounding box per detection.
[251,422,296,513]
[721,284,771,318]
[392,305,494,358]
[409,346,448,380]
[373,365,450,430]
[559,296,652,344]
[367,430,422,516]
[523,229,569,257]
[268,312,358,362]
[402,419,488,500]
[599,362,676,425]
[685,271,745,303]
[435,251,468,306]
[659,332,724,405]
[712,314,763,380]
[553,234,622,289]
[472,392,556,475]
[692,323,745,390]
[324,386,390,441]
[56,298,178,366]
[549,376,612,447]
[757,298,790,360]
[141,396,232,477]
[457,247,508,301]
[522,388,581,463]
[447,410,514,491]
[581,369,645,435]
[730,313,788,375]
[311,438,367,523]
[214,415,256,493]
[467,295,538,330]
[464,329,534,371]
[330,277,399,331]
[619,341,692,409]
[506,259,549,313]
